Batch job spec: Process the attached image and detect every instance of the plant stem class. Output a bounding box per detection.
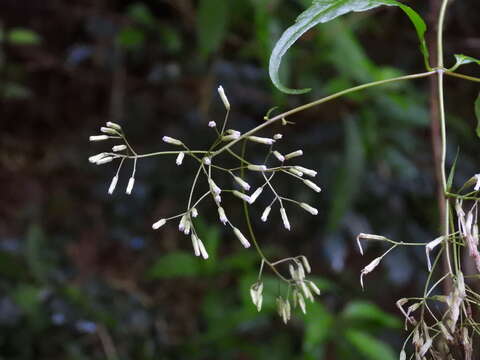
[436,0,453,276]
[212,71,435,157]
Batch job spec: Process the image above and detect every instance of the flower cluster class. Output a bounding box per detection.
[88,85,323,322]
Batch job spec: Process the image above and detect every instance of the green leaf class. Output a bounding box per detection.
[475,93,480,138]
[345,330,396,360]
[117,26,145,49]
[146,251,201,278]
[197,0,229,58]
[342,301,401,329]
[303,302,334,355]
[127,2,156,27]
[451,54,480,72]
[269,0,428,94]
[7,28,42,45]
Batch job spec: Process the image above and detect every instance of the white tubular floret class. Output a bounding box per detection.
[234,176,251,191]
[232,190,251,203]
[197,238,209,259]
[191,208,198,218]
[294,166,317,177]
[298,293,306,314]
[203,157,211,165]
[233,227,251,248]
[226,129,241,137]
[300,256,311,273]
[280,207,291,231]
[273,133,283,140]
[217,207,228,225]
[273,151,285,162]
[176,152,185,166]
[214,194,222,204]
[217,85,230,111]
[249,187,263,204]
[300,202,318,216]
[360,257,382,290]
[108,176,118,195]
[89,135,109,142]
[178,215,187,232]
[96,156,114,165]
[307,280,321,295]
[222,134,240,142]
[126,177,135,195]
[474,174,480,191]
[162,136,183,146]
[425,236,444,271]
[303,179,321,193]
[248,136,275,145]
[101,127,118,135]
[261,206,271,222]
[191,234,200,256]
[284,150,303,160]
[183,219,191,235]
[247,164,267,172]
[89,153,107,163]
[152,218,167,230]
[112,145,127,152]
[208,179,222,195]
[208,121,216,128]
[106,121,122,131]
[288,168,303,177]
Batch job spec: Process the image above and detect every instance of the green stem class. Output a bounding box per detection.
[212,71,436,157]
[445,71,480,83]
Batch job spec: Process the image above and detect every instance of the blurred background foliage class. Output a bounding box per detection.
[1,0,479,359]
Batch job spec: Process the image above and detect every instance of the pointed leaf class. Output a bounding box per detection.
[446,148,459,191]
[451,54,480,72]
[269,0,428,94]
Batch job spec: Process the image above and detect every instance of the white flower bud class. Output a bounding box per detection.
[300,202,318,215]
[106,122,122,131]
[294,166,317,177]
[289,168,303,177]
[221,134,240,141]
[232,190,251,203]
[249,187,263,204]
[89,153,107,163]
[101,127,118,135]
[273,133,283,140]
[298,293,306,314]
[191,208,198,218]
[108,176,118,195]
[178,215,187,232]
[261,206,271,222]
[208,121,216,128]
[301,256,311,273]
[162,136,183,146]
[273,151,285,162]
[399,350,406,360]
[217,207,228,225]
[96,156,114,165]
[233,227,251,248]
[203,157,211,165]
[226,129,241,137]
[217,86,230,111]
[247,164,267,172]
[360,257,382,290]
[280,207,291,231]
[176,152,185,166]
[89,135,109,142]
[191,234,200,256]
[152,218,167,230]
[248,136,275,145]
[474,174,480,191]
[183,219,191,235]
[197,238,209,259]
[284,150,303,160]
[126,177,135,195]
[208,179,221,195]
[214,194,221,204]
[303,179,321,193]
[112,145,127,152]
[234,176,251,191]
[307,280,321,295]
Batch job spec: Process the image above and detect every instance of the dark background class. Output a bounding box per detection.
[1,0,479,359]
